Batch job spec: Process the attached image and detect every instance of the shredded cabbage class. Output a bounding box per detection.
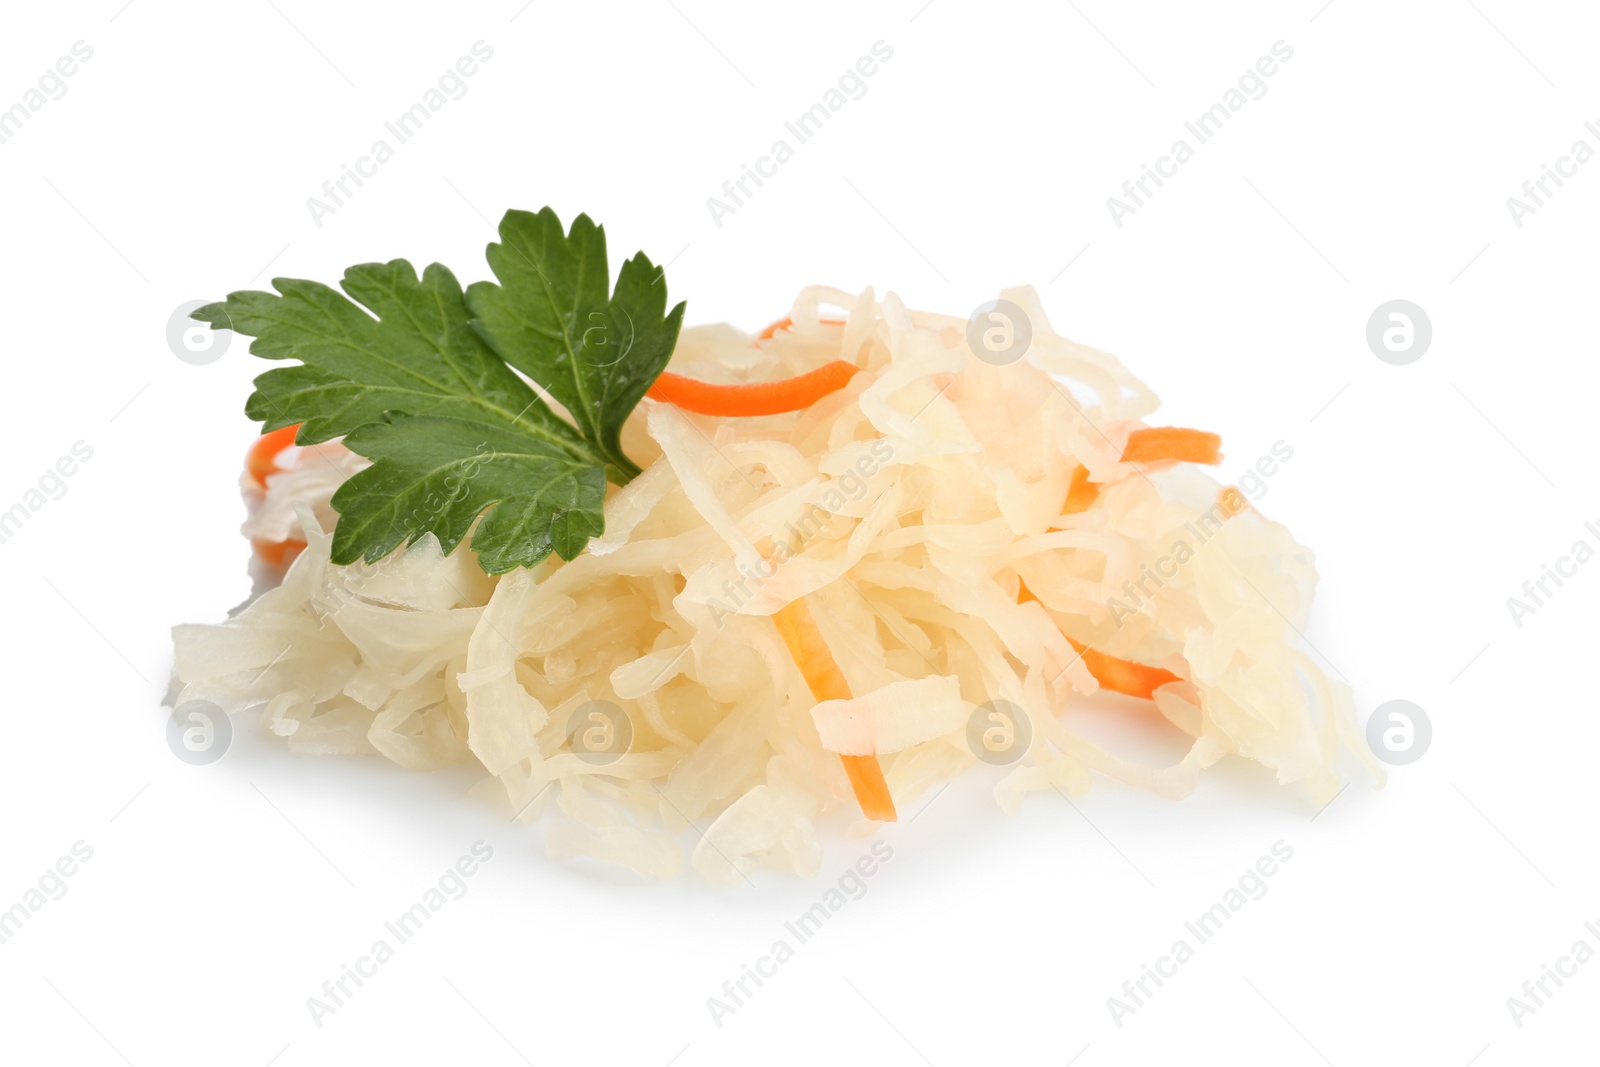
[171,285,1383,884]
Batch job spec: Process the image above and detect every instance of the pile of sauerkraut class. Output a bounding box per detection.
[171,285,1382,884]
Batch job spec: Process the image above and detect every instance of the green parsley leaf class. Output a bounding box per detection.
[331,414,606,574]
[466,208,686,481]
[192,209,683,574]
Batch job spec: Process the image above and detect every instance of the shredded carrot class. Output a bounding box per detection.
[756,315,844,341]
[1056,428,1219,521]
[1217,486,1251,518]
[646,360,861,418]
[251,537,307,567]
[247,425,307,564]
[1017,581,1182,700]
[1122,427,1221,466]
[1063,465,1099,515]
[838,757,895,822]
[247,423,303,488]
[646,316,857,416]
[1061,636,1181,700]
[772,597,897,822]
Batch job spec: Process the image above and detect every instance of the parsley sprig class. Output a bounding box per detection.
[194,207,685,574]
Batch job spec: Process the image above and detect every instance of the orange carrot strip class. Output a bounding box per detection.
[772,598,897,822]
[251,537,306,567]
[646,360,861,418]
[1122,427,1221,466]
[756,315,844,341]
[1062,636,1181,700]
[1063,465,1099,514]
[247,425,308,565]
[247,423,303,488]
[838,756,895,821]
[1017,581,1182,700]
[758,316,793,340]
[773,599,852,702]
[1058,428,1218,521]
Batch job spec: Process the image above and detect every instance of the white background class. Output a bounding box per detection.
[1,1,1594,1064]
